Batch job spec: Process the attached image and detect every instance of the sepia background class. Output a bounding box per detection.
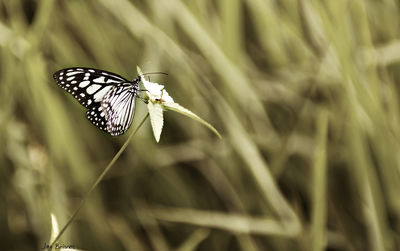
[1,0,400,250]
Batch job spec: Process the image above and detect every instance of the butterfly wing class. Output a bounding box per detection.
[85,105,109,133]
[101,84,138,136]
[53,67,128,109]
[53,67,136,134]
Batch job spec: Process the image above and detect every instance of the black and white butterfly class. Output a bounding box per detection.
[53,67,141,136]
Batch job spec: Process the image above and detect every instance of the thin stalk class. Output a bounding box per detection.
[49,113,149,248]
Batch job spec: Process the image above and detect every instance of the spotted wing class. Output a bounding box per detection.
[85,105,109,133]
[101,84,137,136]
[53,67,128,109]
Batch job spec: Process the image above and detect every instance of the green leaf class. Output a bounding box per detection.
[164,102,221,138]
[148,102,164,142]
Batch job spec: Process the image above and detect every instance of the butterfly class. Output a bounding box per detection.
[53,67,142,136]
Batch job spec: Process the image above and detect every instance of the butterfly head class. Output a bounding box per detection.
[132,75,142,84]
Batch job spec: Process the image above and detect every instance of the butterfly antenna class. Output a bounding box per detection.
[140,72,168,76]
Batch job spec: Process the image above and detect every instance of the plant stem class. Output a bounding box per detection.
[49,113,149,248]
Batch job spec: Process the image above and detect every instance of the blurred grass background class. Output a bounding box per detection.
[1,0,400,250]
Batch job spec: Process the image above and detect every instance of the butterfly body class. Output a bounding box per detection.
[53,67,141,136]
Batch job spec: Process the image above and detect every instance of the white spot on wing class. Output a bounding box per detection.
[106,79,120,84]
[94,86,112,102]
[67,76,75,81]
[66,71,81,76]
[79,80,91,88]
[93,76,106,83]
[86,84,101,94]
